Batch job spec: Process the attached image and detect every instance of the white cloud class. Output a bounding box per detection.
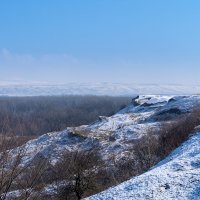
[0,49,79,68]
[0,49,83,83]
[1,49,200,85]
[0,49,127,84]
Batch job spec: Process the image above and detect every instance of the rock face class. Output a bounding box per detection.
[131,96,139,106]
[85,132,200,200]
[11,95,200,166]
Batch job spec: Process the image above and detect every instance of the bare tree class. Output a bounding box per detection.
[0,135,48,200]
[54,150,102,200]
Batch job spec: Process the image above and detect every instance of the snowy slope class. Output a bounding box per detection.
[9,95,200,167]
[85,132,200,200]
[0,82,200,96]
[4,95,200,199]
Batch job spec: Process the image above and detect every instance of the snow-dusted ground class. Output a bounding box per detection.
[9,95,200,167]
[85,132,200,200]
[0,82,200,96]
[5,95,200,199]
[7,132,200,200]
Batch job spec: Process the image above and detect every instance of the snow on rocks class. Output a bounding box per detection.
[135,95,173,106]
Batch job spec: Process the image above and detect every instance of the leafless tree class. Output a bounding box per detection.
[0,135,48,200]
[54,150,102,200]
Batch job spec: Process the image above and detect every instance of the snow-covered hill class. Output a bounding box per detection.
[0,82,200,96]
[6,95,200,199]
[11,95,200,166]
[85,131,200,200]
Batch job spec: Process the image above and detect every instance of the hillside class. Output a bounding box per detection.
[85,131,200,200]
[11,95,199,166]
[2,95,200,199]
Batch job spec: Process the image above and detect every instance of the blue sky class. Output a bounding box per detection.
[0,0,200,84]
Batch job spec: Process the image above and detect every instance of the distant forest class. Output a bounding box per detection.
[0,95,131,136]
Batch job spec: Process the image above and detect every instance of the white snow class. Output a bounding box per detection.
[135,95,173,105]
[85,132,200,200]
[7,95,200,166]
[4,95,200,199]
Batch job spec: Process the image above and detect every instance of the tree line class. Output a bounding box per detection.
[0,95,131,137]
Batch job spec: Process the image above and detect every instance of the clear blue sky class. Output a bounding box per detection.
[0,0,200,84]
